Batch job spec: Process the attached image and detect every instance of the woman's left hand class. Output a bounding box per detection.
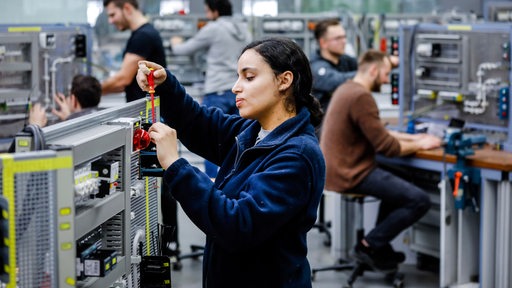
[148,122,180,169]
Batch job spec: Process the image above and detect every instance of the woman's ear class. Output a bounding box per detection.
[278,71,293,92]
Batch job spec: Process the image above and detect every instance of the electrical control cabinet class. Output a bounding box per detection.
[0,24,93,141]
[0,98,161,287]
[363,13,439,54]
[485,1,512,22]
[398,23,512,150]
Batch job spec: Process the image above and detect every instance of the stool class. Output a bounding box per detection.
[311,194,364,280]
[311,194,405,288]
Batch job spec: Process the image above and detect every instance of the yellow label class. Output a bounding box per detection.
[65,277,76,285]
[60,207,71,216]
[61,242,73,250]
[17,140,28,147]
[59,223,71,230]
[447,25,472,31]
[8,26,42,32]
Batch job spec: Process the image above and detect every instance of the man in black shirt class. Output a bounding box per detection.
[101,0,167,102]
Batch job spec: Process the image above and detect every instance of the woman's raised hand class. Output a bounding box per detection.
[137,61,167,92]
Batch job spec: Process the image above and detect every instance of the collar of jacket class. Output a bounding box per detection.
[312,49,344,67]
[236,107,313,152]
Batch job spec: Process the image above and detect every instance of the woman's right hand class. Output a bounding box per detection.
[137,61,167,92]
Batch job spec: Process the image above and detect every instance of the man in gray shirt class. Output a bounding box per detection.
[170,0,250,178]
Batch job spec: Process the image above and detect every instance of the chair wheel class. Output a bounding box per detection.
[311,271,316,281]
[388,272,404,287]
[393,278,404,288]
[172,261,183,271]
[342,283,352,288]
[323,238,331,247]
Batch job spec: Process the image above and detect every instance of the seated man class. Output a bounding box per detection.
[29,75,101,127]
[320,50,442,271]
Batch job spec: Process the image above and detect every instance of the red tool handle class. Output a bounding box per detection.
[453,171,462,197]
[148,69,156,123]
[148,68,155,93]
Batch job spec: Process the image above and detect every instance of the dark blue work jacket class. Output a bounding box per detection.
[157,71,325,288]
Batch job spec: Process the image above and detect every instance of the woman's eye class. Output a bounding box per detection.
[246,76,254,81]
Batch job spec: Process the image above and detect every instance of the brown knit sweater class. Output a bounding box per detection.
[320,80,401,192]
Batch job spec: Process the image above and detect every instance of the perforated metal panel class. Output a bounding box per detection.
[0,151,72,288]
[130,153,159,254]
[15,171,57,288]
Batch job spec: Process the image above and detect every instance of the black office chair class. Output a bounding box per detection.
[311,194,404,288]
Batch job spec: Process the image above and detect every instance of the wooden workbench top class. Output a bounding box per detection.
[414,147,512,172]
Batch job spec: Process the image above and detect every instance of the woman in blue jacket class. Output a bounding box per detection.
[137,37,326,288]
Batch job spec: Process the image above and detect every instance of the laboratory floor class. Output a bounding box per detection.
[170,202,440,288]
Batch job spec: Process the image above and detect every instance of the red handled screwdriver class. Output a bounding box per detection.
[148,68,156,123]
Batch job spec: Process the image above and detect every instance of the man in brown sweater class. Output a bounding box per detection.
[320,50,441,271]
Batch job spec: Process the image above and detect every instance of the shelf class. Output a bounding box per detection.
[258,32,308,37]
[46,124,128,166]
[75,192,125,240]
[0,62,32,71]
[0,88,31,100]
[78,256,126,288]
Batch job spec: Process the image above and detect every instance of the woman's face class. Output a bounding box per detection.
[232,49,284,123]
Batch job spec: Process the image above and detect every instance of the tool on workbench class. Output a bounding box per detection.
[443,127,485,211]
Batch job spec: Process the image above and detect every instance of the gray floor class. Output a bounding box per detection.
[170,195,439,288]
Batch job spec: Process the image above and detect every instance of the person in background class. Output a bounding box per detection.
[101,0,176,260]
[310,18,358,114]
[169,0,251,178]
[137,37,325,287]
[29,75,101,127]
[320,50,442,272]
[101,0,167,102]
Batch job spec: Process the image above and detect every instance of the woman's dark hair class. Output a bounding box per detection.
[241,37,323,126]
[205,0,232,16]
